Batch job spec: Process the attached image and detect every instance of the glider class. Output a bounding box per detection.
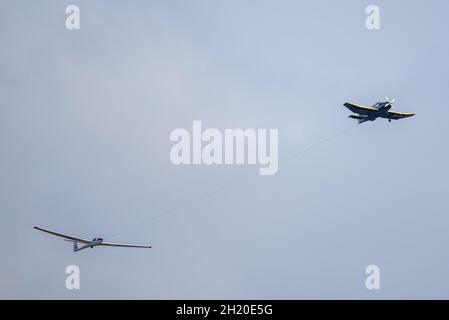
[34,226,151,252]
[344,98,415,124]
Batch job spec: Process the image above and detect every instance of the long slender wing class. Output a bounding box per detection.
[34,226,90,243]
[387,110,416,119]
[344,102,378,115]
[100,242,152,249]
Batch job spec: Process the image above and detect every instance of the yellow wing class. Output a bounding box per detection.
[343,102,378,115]
[387,110,416,119]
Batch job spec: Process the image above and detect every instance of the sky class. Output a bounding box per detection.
[1,0,449,299]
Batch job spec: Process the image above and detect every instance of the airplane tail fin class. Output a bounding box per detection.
[64,239,78,252]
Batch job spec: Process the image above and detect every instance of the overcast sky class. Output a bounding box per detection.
[1,0,449,299]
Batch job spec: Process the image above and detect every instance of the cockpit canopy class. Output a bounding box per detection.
[373,102,384,108]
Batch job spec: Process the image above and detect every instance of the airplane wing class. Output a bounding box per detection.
[344,102,378,115]
[100,242,152,249]
[34,226,90,243]
[387,110,416,119]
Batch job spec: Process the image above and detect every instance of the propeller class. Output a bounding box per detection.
[385,97,395,105]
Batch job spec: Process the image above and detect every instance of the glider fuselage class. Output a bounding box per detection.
[72,238,103,252]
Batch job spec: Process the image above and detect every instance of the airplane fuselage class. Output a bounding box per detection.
[362,102,391,120]
[73,238,103,252]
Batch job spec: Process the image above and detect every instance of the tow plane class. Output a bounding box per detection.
[344,98,415,124]
[34,226,151,252]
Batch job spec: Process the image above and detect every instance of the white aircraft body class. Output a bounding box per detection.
[34,226,151,252]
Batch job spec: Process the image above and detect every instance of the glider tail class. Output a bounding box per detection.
[63,239,79,252]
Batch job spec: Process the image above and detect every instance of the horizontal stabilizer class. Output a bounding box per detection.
[348,115,365,120]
